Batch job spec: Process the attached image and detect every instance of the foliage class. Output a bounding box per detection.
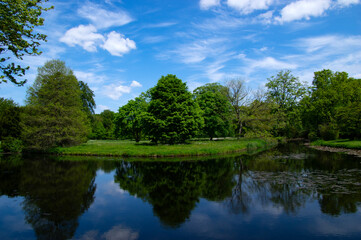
[79,81,96,116]
[89,115,107,139]
[0,137,23,153]
[0,97,22,139]
[0,0,53,86]
[319,123,339,140]
[193,83,232,140]
[145,74,203,144]
[115,94,148,142]
[22,60,90,151]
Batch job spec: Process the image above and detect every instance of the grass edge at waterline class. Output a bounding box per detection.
[311,139,361,150]
[53,138,277,158]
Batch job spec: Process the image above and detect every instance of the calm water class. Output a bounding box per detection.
[1,143,361,240]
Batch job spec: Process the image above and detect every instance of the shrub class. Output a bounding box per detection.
[1,137,23,153]
[308,131,318,142]
[319,124,339,141]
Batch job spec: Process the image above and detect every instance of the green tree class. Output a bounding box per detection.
[193,83,232,140]
[0,0,53,86]
[115,95,148,142]
[100,109,115,139]
[145,74,203,144]
[0,97,21,139]
[79,81,96,116]
[22,60,90,151]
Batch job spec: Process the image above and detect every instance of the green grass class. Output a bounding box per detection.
[311,139,361,150]
[54,138,276,158]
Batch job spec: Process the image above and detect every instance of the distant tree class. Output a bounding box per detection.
[89,115,107,140]
[79,81,95,116]
[0,97,21,139]
[193,83,232,140]
[224,78,250,137]
[145,74,203,144]
[22,60,90,151]
[0,0,53,86]
[100,109,115,139]
[115,95,148,142]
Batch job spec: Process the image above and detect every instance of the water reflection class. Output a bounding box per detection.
[1,143,361,239]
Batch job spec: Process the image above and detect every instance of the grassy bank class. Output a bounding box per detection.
[311,139,361,150]
[54,138,276,157]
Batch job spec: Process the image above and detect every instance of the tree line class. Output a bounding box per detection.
[1,59,360,152]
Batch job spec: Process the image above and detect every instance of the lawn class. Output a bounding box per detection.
[311,139,361,150]
[55,138,276,157]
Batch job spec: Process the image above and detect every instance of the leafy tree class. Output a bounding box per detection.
[79,81,95,116]
[301,69,361,139]
[0,0,53,86]
[193,83,232,140]
[145,74,203,144]
[224,78,250,137]
[22,60,90,151]
[0,97,21,139]
[115,95,148,142]
[100,109,115,139]
[266,70,306,111]
[89,114,107,139]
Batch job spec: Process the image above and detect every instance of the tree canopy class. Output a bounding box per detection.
[145,74,203,144]
[0,0,53,86]
[22,59,90,150]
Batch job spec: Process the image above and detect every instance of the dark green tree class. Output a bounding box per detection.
[193,83,232,140]
[115,95,148,142]
[100,109,115,139]
[22,60,90,151]
[0,97,21,139]
[79,81,95,116]
[0,0,53,86]
[145,74,203,144]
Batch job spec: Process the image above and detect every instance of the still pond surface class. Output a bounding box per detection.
[1,143,361,240]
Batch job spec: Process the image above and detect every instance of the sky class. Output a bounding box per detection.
[1,0,361,113]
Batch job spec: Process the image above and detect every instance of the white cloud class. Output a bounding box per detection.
[337,0,360,6]
[249,57,298,70]
[101,80,142,100]
[97,105,111,112]
[276,0,331,23]
[78,3,133,29]
[74,71,106,84]
[102,225,139,240]
[60,25,104,52]
[130,80,142,87]
[226,0,274,14]
[101,31,136,57]
[200,0,221,10]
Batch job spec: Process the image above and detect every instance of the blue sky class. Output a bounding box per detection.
[1,0,361,113]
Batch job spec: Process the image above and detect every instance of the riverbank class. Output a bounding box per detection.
[54,138,277,158]
[309,139,361,157]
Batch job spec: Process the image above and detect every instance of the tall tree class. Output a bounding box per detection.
[145,74,203,144]
[22,60,90,151]
[224,78,250,137]
[193,83,232,140]
[79,81,95,116]
[0,0,53,86]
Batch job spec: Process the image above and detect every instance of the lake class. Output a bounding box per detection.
[1,142,361,239]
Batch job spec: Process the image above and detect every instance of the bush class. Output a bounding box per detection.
[319,124,339,141]
[1,137,23,153]
[308,131,318,142]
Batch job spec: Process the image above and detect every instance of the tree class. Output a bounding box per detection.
[79,81,96,116]
[0,97,21,139]
[100,109,115,139]
[266,70,306,111]
[193,83,232,140]
[145,74,203,144]
[115,94,148,142]
[0,0,53,86]
[22,60,90,151]
[224,78,250,137]
[265,70,307,137]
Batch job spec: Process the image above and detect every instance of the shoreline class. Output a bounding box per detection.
[306,143,361,157]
